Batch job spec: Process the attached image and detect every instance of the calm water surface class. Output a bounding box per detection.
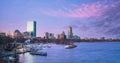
[19,42,120,63]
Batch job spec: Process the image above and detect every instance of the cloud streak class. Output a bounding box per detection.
[41,0,116,18]
[71,0,120,38]
[93,1,120,37]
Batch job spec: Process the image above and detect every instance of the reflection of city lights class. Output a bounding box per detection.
[24,53,34,63]
[18,47,34,63]
[19,54,23,59]
[19,48,23,52]
[18,48,26,59]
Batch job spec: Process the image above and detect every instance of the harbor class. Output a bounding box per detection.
[0,42,52,63]
[19,42,120,63]
[1,42,120,63]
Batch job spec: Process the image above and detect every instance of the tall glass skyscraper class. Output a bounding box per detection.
[27,21,36,38]
[67,26,73,39]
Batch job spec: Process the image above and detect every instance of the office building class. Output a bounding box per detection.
[44,32,49,39]
[27,21,36,38]
[56,34,60,39]
[44,32,54,39]
[49,33,54,39]
[23,32,30,39]
[60,34,66,40]
[67,26,73,39]
[62,31,65,35]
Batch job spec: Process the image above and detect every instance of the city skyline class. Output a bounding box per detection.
[0,0,120,38]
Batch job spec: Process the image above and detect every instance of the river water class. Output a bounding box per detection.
[19,42,120,63]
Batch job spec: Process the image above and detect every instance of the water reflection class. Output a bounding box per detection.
[19,53,34,63]
[19,42,120,63]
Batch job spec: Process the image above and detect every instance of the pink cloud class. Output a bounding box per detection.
[41,1,118,18]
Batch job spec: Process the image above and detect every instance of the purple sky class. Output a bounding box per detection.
[0,0,120,38]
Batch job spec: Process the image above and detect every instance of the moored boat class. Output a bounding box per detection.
[30,48,47,56]
[65,41,77,49]
[30,51,47,56]
[65,44,77,49]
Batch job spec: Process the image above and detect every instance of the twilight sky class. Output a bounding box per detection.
[0,0,120,38]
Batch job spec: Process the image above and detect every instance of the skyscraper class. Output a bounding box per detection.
[67,26,73,39]
[27,21,36,38]
[49,33,54,39]
[44,32,54,39]
[44,32,49,39]
[56,34,60,39]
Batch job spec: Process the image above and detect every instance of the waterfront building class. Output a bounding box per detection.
[0,32,6,37]
[56,34,60,39]
[62,31,65,35]
[99,37,105,40]
[23,32,30,38]
[14,29,23,39]
[44,32,49,39]
[49,33,54,39]
[44,32,54,39]
[73,35,79,40]
[60,33,66,40]
[67,26,73,39]
[27,21,36,38]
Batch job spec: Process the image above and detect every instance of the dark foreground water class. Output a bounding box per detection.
[19,42,120,63]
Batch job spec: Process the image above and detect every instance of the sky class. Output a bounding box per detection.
[0,0,120,38]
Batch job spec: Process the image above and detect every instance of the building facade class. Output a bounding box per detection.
[44,32,54,39]
[14,29,23,39]
[49,33,54,39]
[56,34,60,39]
[23,32,30,39]
[67,26,73,39]
[60,34,66,40]
[44,32,49,39]
[27,21,36,38]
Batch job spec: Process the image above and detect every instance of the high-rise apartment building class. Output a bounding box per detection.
[27,21,36,38]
